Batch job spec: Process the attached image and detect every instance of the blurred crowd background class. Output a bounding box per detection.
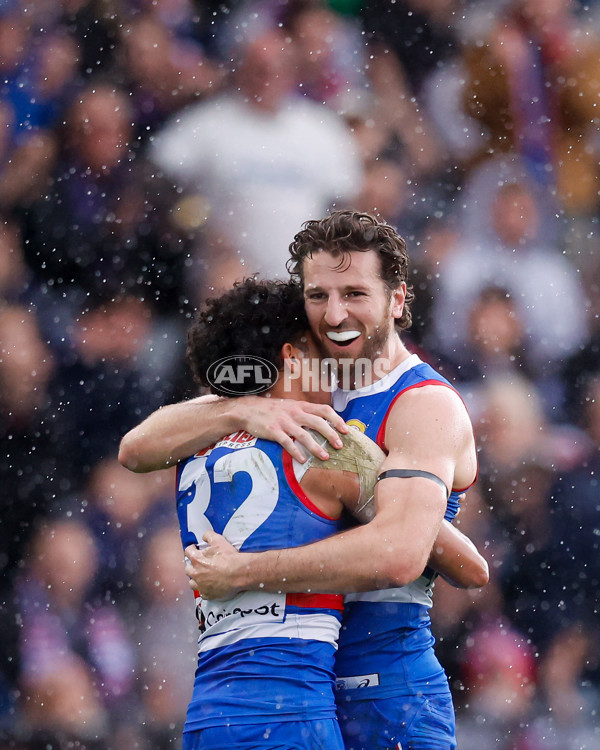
[1,0,599,748]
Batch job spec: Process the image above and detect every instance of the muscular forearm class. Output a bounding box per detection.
[222,520,432,595]
[186,482,447,599]
[118,395,240,472]
[429,521,489,589]
[119,394,347,473]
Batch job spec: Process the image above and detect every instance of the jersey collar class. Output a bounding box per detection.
[332,353,422,412]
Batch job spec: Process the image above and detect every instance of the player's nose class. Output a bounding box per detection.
[323,296,348,327]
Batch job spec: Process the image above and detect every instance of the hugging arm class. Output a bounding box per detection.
[118,394,349,472]
[119,394,227,472]
[185,517,489,600]
[185,386,473,599]
[185,477,445,599]
[429,521,489,589]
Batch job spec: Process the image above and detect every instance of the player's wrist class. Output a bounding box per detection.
[224,395,259,435]
[217,396,252,435]
[232,551,273,593]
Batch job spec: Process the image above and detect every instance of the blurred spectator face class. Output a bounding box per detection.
[141,524,189,602]
[138,0,193,18]
[120,12,222,113]
[492,183,540,246]
[0,306,55,417]
[75,295,152,365]
[358,159,408,220]
[419,219,460,268]
[347,115,390,164]
[237,30,296,110]
[88,457,168,528]
[29,519,99,606]
[287,3,345,71]
[491,461,555,541]
[479,376,545,467]
[519,0,573,26]
[0,220,28,296]
[22,657,109,738]
[468,287,524,358]
[0,8,29,73]
[122,15,173,88]
[35,32,80,99]
[66,84,134,174]
[462,620,537,720]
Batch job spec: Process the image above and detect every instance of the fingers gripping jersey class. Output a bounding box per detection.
[331,354,474,701]
[176,430,346,730]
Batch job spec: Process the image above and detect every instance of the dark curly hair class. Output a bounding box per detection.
[286,209,414,330]
[186,278,309,395]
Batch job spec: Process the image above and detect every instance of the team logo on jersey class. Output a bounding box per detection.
[346,419,366,433]
[207,355,279,395]
[335,672,380,690]
[216,430,257,449]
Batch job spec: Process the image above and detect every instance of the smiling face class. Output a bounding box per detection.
[302,250,407,372]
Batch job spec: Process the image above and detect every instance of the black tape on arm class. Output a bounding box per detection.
[376,469,450,499]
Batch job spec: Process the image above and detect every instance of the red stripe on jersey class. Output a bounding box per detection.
[287,592,344,611]
[375,380,458,450]
[454,482,476,493]
[282,450,339,520]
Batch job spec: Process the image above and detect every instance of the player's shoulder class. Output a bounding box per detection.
[390,379,472,429]
[400,377,465,406]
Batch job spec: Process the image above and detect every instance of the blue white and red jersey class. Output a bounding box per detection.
[331,353,474,701]
[176,430,346,731]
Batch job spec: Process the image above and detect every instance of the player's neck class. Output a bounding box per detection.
[377,334,411,376]
[342,335,411,390]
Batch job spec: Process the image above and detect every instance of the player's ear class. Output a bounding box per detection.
[281,342,297,371]
[391,282,406,320]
